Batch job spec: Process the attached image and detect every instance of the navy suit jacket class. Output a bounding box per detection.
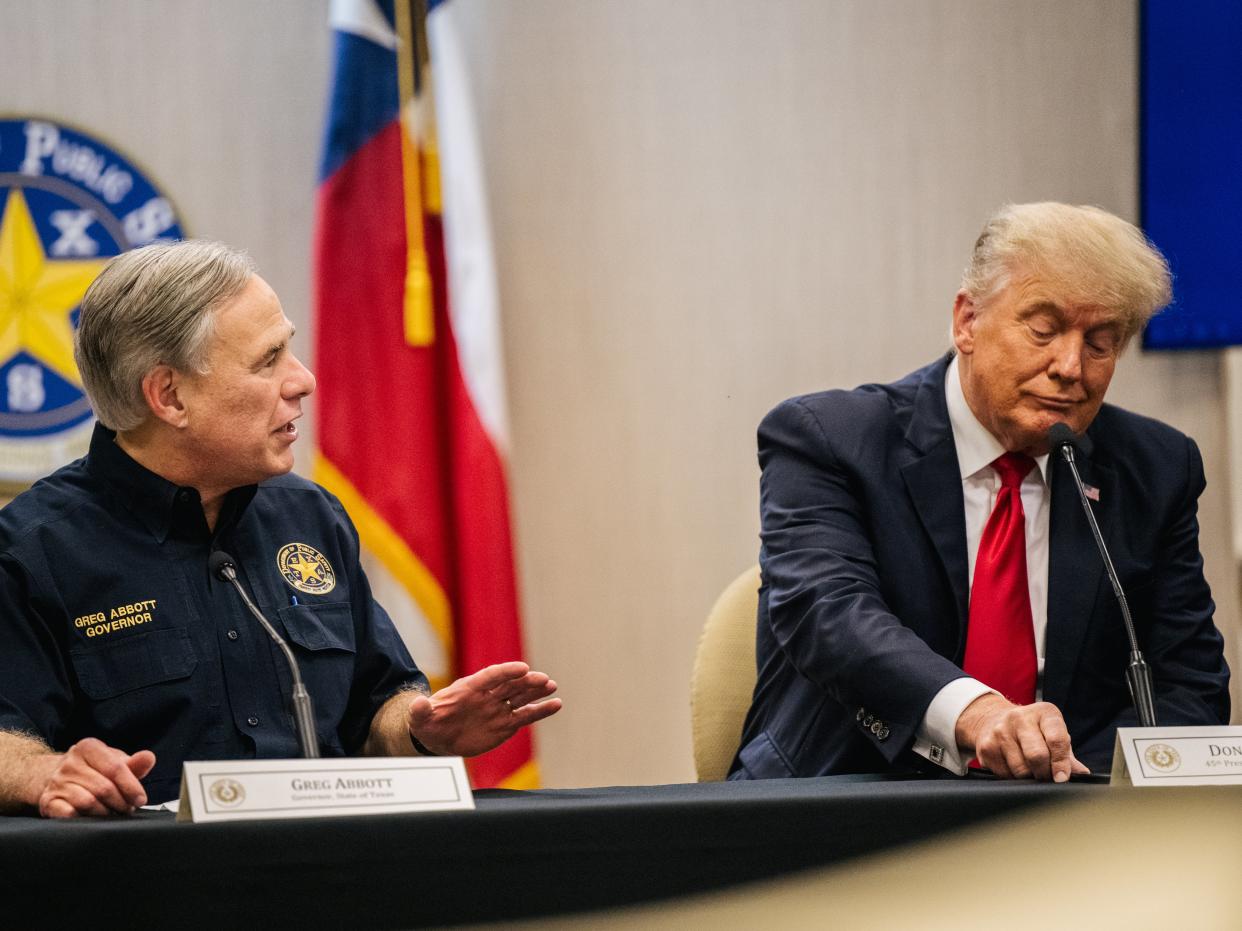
[731,355,1230,778]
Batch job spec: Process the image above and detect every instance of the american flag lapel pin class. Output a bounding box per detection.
[1084,484,1100,501]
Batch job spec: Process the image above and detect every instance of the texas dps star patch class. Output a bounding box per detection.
[277,543,337,595]
[0,117,185,487]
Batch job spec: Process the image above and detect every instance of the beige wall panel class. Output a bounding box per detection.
[2,1,1234,790]
[450,0,1236,786]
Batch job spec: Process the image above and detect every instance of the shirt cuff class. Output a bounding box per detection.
[911,677,996,775]
[409,733,439,756]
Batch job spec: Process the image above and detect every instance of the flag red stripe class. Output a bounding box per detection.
[316,114,534,787]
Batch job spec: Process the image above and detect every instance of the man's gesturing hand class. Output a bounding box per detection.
[955,693,1090,782]
[36,738,156,818]
[406,661,562,758]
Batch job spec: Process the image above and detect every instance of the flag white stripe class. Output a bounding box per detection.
[330,0,398,50]
[427,1,510,453]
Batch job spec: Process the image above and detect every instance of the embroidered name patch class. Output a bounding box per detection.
[72,598,158,638]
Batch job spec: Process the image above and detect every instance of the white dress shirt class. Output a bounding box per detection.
[910,356,1051,774]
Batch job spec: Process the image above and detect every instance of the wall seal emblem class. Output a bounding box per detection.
[0,117,185,487]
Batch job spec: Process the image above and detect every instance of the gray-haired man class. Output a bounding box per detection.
[0,241,560,817]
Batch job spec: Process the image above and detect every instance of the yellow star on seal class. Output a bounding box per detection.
[0,187,109,388]
[286,551,325,583]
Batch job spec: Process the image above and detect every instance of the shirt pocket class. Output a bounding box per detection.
[275,602,357,748]
[70,627,198,700]
[276,602,356,653]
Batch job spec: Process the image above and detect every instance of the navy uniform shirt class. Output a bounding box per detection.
[0,425,428,803]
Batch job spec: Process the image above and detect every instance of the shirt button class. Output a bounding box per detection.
[247,716,260,727]
[227,629,239,641]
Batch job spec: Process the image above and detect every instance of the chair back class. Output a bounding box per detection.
[690,565,760,781]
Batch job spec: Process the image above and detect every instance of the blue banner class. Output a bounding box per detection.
[1142,2,1242,349]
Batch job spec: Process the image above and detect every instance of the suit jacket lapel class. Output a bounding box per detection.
[899,357,970,643]
[1043,450,1109,707]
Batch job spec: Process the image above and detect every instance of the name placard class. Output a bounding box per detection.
[176,756,475,822]
[1110,726,1242,786]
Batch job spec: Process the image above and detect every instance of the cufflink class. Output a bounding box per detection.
[930,745,944,763]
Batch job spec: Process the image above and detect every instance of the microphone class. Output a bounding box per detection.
[208,550,321,758]
[1047,424,1157,727]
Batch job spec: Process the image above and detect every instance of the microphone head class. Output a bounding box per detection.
[208,550,237,580]
[1047,423,1092,458]
[1047,422,1076,450]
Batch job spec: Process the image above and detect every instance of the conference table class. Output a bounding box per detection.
[1,774,1099,927]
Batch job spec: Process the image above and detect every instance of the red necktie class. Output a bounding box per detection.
[963,452,1037,706]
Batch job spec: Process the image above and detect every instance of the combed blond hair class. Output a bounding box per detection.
[74,240,256,431]
[961,202,1172,340]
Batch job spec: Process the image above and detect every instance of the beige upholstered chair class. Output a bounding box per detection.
[690,565,761,781]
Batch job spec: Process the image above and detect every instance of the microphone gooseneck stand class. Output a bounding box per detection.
[208,551,321,758]
[1048,424,1156,727]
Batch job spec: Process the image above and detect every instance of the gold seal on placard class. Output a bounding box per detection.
[209,778,246,807]
[1144,743,1181,772]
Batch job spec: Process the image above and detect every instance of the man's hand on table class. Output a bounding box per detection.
[955,693,1090,782]
[407,661,562,757]
[31,737,155,818]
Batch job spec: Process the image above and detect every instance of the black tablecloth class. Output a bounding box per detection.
[0,774,1098,927]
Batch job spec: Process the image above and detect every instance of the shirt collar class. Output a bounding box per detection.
[945,355,1050,484]
[84,422,257,543]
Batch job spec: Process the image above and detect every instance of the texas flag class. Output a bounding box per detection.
[313,0,536,788]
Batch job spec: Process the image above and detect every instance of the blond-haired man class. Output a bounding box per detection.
[732,203,1229,782]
